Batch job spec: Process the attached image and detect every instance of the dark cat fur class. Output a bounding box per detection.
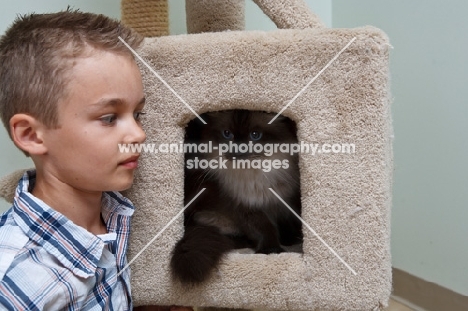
[170,110,302,285]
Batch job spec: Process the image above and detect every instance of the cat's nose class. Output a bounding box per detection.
[227,152,251,159]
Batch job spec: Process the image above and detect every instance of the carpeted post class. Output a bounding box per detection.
[121,0,169,37]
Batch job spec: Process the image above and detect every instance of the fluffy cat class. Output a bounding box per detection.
[170,110,302,285]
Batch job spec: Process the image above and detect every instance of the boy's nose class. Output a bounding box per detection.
[125,120,146,144]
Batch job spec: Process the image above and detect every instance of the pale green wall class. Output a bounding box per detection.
[333,0,468,296]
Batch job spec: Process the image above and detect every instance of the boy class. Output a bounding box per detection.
[0,10,191,311]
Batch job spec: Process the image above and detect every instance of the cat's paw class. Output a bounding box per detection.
[256,245,285,254]
[279,233,303,246]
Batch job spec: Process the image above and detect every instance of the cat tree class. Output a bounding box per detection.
[0,0,393,310]
[120,0,393,309]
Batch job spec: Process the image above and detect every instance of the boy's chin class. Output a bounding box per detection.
[112,184,133,192]
[108,175,136,192]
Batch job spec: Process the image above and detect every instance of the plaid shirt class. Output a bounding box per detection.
[0,170,134,310]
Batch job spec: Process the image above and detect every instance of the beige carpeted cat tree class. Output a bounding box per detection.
[0,0,393,310]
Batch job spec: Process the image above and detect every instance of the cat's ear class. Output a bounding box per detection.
[202,112,214,123]
[275,115,298,133]
[185,113,208,140]
[197,112,213,126]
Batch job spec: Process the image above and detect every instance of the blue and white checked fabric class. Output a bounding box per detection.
[0,170,135,310]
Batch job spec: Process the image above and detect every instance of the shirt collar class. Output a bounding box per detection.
[12,170,134,278]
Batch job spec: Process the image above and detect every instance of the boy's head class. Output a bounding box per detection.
[0,10,147,192]
[0,9,143,145]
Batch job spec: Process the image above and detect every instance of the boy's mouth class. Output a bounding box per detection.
[119,155,140,169]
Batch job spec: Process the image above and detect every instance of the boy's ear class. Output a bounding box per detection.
[9,114,48,155]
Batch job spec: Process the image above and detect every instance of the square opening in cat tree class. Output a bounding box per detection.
[169,109,303,285]
[125,26,392,310]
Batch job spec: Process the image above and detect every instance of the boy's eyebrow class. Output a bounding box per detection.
[91,96,146,109]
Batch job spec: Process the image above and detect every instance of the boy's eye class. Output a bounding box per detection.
[100,114,117,125]
[222,129,234,140]
[250,130,262,141]
[134,111,146,121]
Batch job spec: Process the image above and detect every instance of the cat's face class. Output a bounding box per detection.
[184,110,301,203]
[193,110,298,161]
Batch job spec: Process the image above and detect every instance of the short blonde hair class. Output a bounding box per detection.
[0,9,143,139]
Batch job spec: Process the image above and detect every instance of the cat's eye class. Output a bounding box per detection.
[250,131,262,141]
[222,130,234,140]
